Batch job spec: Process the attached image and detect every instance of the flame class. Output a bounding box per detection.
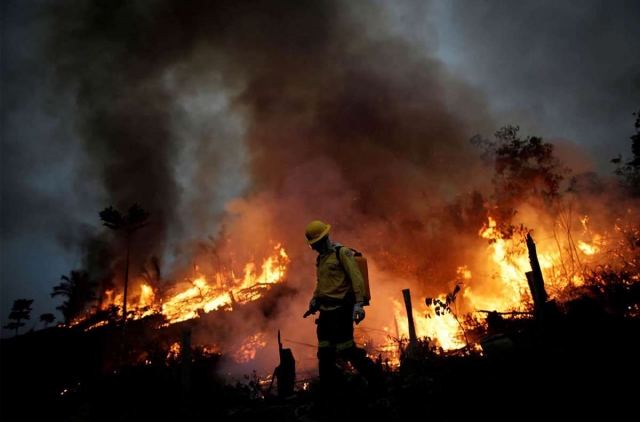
[74,208,636,367]
[234,333,267,363]
[138,284,155,309]
[157,244,286,324]
[160,277,228,324]
[396,298,465,350]
[382,214,616,355]
[167,342,181,360]
[84,243,290,328]
[465,217,532,311]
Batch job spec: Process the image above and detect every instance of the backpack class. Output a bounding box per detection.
[335,246,371,306]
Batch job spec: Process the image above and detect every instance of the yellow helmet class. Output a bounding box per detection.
[305,220,331,245]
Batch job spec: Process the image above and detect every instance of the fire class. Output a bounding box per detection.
[167,342,181,360]
[465,216,592,312]
[69,244,291,365]
[382,214,612,355]
[234,333,267,363]
[465,217,533,311]
[160,277,229,324]
[158,244,289,325]
[77,209,625,366]
[392,298,465,350]
[88,243,290,326]
[138,284,155,309]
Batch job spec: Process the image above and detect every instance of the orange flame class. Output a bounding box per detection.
[234,333,267,363]
[80,210,623,365]
[86,243,290,328]
[383,215,611,355]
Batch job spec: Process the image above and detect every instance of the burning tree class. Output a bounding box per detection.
[471,124,571,240]
[139,255,170,302]
[394,118,640,356]
[99,203,151,325]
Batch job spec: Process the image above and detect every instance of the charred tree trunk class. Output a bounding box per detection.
[526,232,561,344]
[402,289,418,357]
[118,236,131,373]
[526,233,548,316]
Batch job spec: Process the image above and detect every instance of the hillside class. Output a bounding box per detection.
[2,293,639,422]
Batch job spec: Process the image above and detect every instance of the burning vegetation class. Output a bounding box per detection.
[29,116,640,374]
[7,115,640,372]
[2,1,639,419]
[85,242,290,327]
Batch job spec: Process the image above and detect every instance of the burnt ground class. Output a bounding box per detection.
[2,305,639,422]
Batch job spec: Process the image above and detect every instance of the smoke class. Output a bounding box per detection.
[436,0,640,167]
[42,2,492,274]
[27,0,638,375]
[33,0,501,374]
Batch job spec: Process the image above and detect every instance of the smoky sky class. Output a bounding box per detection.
[432,0,640,159]
[1,0,639,338]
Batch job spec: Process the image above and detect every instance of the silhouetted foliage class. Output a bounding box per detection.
[612,108,640,195]
[39,313,56,329]
[2,283,640,422]
[80,232,117,313]
[581,265,640,318]
[3,299,34,337]
[471,125,571,239]
[425,284,470,347]
[140,255,171,299]
[99,203,151,235]
[99,203,151,325]
[51,270,98,326]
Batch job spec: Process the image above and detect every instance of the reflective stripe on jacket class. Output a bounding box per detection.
[313,242,366,310]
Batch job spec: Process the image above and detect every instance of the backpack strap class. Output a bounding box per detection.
[335,245,362,263]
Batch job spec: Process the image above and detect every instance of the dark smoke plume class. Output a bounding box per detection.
[37,0,528,375]
[44,0,497,292]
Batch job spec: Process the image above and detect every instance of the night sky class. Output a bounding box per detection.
[2,0,639,337]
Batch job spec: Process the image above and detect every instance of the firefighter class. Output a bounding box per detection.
[303,220,382,402]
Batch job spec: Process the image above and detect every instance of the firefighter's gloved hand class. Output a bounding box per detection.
[303,298,319,318]
[309,298,319,311]
[353,302,365,324]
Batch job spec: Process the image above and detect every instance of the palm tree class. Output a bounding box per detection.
[140,254,171,300]
[39,313,56,329]
[51,270,98,326]
[99,203,150,326]
[99,203,150,374]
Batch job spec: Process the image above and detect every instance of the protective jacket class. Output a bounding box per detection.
[312,242,366,310]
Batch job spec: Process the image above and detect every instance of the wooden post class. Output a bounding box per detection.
[526,233,548,312]
[402,289,418,357]
[525,271,540,308]
[266,330,295,398]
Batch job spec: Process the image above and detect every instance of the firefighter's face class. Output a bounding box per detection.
[310,235,330,254]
